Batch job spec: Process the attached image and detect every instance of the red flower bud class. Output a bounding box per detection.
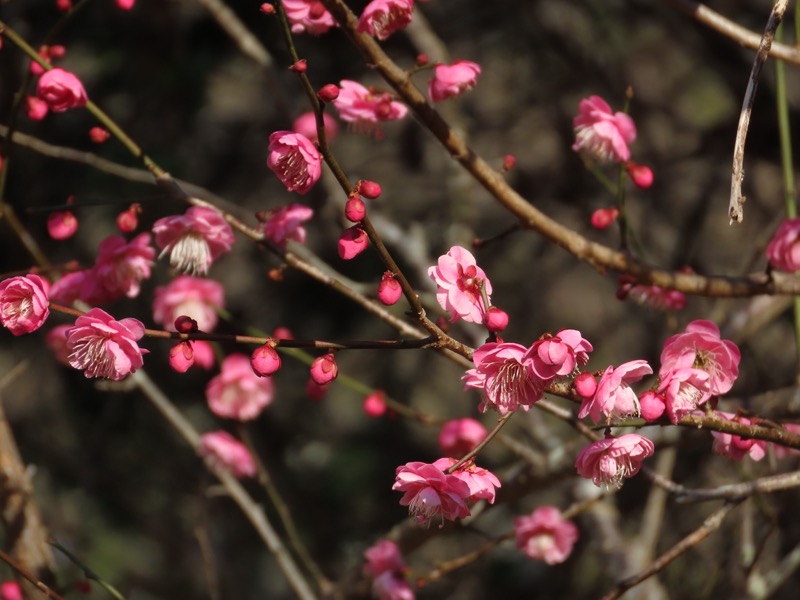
[251,344,281,376]
[357,180,382,199]
[345,195,366,222]
[377,271,402,305]
[317,84,340,102]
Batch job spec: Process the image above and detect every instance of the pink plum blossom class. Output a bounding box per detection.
[46,324,73,365]
[357,0,414,41]
[363,391,388,417]
[332,80,408,134]
[575,433,654,488]
[283,0,337,35]
[153,206,234,276]
[371,571,415,600]
[263,204,314,248]
[206,354,274,420]
[659,359,712,424]
[578,359,652,423]
[198,430,257,478]
[37,68,88,112]
[463,342,544,414]
[267,131,323,195]
[292,111,339,143]
[524,329,593,381]
[766,217,800,273]
[428,60,481,103]
[0,274,50,336]
[438,418,487,457]
[26,96,49,120]
[433,458,501,504]
[392,461,471,525]
[428,246,492,323]
[152,275,225,332]
[572,95,636,163]
[710,412,767,462]
[364,539,405,577]
[639,390,666,422]
[514,506,579,565]
[190,340,215,370]
[484,306,508,332]
[65,308,148,381]
[338,226,369,259]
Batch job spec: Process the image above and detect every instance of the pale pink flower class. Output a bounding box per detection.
[524,329,593,381]
[283,0,337,35]
[332,80,408,134]
[292,111,339,143]
[766,217,800,273]
[153,206,235,275]
[514,506,579,565]
[46,324,72,365]
[463,342,544,414]
[152,276,224,332]
[65,308,147,381]
[47,210,78,240]
[263,204,314,248]
[428,60,481,103]
[198,430,257,478]
[364,539,405,577]
[434,457,501,504]
[37,68,88,112]
[267,131,323,195]
[772,423,800,459]
[206,353,274,420]
[660,320,740,397]
[659,360,712,424]
[577,359,652,423]
[357,0,414,41]
[0,581,22,600]
[428,245,492,323]
[0,274,50,336]
[710,412,766,462]
[438,418,487,457]
[392,461,471,525]
[572,95,636,163]
[573,372,597,399]
[575,433,654,488]
[89,126,110,144]
[371,571,415,600]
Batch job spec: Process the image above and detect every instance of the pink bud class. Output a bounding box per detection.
[626,162,654,189]
[260,3,275,14]
[317,84,340,102]
[273,326,293,340]
[363,391,387,417]
[116,203,141,233]
[26,96,49,121]
[49,45,66,59]
[590,207,619,230]
[573,372,597,399]
[483,306,509,332]
[377,271,403,305]
[416,53,429,66]
[639,390,666,422]
[251,344,281,376]
[115,0,135,9]
[47,210,78,240]
[169,342,195,373]
[290,59,307,73]
[502,154,517,172]
[56,0,73,11]
[0,581,23,600]
[345,195,366,222]
[357,180,382,199]
[191,340,216,370]
[305,378,329,400]
[0,154,4,174]
[338,226,369,260]
[174,315,198,333]
[310,353,338,385]
[89,126,110,143]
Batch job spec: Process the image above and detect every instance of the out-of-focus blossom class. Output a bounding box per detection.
[333,80,408,135]
[46,324,72,365]
[428,60,481,103]
[206,354,274,420]
[283,0,337,35]
[292,111,339,143]
[438,418,487,457]
[364,539,405,577]
[392,461,471,525]
[514,506,579,565]
[766,217,800,273]
[357,0,414,41]
[199,431,257,478]
[65,308,147,381]
[263,204,314,248]
[591,207,619,230]
[152,276,224,333]
[626,162,654,189]
[617,276,686,311]
[572,95,636,163]
[191,340,216,370]
[153,206,235,275]
[338,226,369,259]
[47,209,78,240]
[434,457,501,505]
[371,571,415,600]
[575,433,654,488]
[267,131,323,195]
[428,246,492,323]
[0,581,23,600]
[463,342,544,414]
[577,359,652,423]
[26,96,49,120]
[772,423,800,459]
[89,126,110,143]
[524,329,593,381]
[305,378,329,400]
[37,68,88,112]
[710,412,767,462]
[0,274,50,336]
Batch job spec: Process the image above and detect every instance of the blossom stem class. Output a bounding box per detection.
[446,412,514,473]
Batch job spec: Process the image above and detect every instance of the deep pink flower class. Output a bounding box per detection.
[639,390,666,422]
[577,359,652,423]
[626,162,654,189]
[357,0,414,41]
[263,204,314,248]
[363,539,405,577]
[434,457,501,504]
[65,308,147,381]
[428,60,481,103]
[89,126,110,144]
[310,353,338,385]
[153,206,235,275]
[190,340,215,370]
[0,274,50,336]
[438,418,487,457]
[206,354,274,420]
[659,359,712,424]
[283,0,337,35]
[37,68,88,112]
[46,324,72,365]
[514,506,579,565]
[428,246,492,323]
[115,0,135,9]
[766,217,800,273]
[25,96,49,121]
[198,431,257,478]
[377,271,402,305]
[371,571,415,600]
[591,207,619,230]
[572,95,636,163]
[267,131,322,195]
[47,210,78,240]
[363,391,388,417]
[463,342,544,414]
[333,80,408,134]
[338,226,370,259]
[0,581,22,600]
[575,433,654,488]
[392,461,471,525]
[524,329,593,381]
[152,275,225,332]
[710,412,767,462]
[292,111,339,143]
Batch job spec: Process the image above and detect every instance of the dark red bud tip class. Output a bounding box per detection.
[175,315,198,333]
[289,59,307,73]
[317,84,340,103]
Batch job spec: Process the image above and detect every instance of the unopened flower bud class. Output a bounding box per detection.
[591,207,619,230]
[116,203,141,233]
[338,226,369,260]
[49,45,66,59]
[169,341,195,373]
[260,2,275,14]
[305,378,329,400]
[289,59,307,73]
[251,344,281,376]
[310,353,338,385]
[626,162,654,189]
[363,391,387,417]
[483,306,509,332]
[502,154,517,172]
[47,210,78,240]
[377,271,402,305]
[639,390,666,422]
[317,84,340,103]
[56,0,73,11]
[174,315,198,333]
[416,53,429,66]
[345,195,366,222]
[273,326,293,340]
[358,180,382,199]
[89,126,110,144]
[573,372,597,399]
